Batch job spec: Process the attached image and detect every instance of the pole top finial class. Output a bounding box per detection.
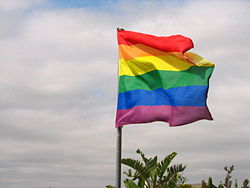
[117,27,125,31]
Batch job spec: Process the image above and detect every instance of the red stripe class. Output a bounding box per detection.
[117,30,194,53]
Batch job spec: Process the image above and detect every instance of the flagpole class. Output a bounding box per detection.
[116,27,124,188]
[116,126,122,188]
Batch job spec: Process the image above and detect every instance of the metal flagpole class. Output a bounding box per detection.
[116,126,122,188]
[116,27,124,188]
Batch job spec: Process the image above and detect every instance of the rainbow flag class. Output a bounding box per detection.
[115,30,214,127]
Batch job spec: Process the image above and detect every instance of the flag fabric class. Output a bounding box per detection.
[115,30,214,127]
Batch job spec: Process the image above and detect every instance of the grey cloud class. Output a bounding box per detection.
[1,0,250,188]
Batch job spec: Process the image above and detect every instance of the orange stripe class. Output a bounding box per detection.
[119,44,197,65]
[119,44,168,60]
[118,44,214,67]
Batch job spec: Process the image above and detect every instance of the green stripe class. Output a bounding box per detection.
[119,66,214,93]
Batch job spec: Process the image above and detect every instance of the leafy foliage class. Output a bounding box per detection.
[177,184,195,188]
[208,177,213,188]
[122,149,186,188]
[105,185,115,188]
[241,179,249,188]
[106,153,249,188]
[202,166,249,188]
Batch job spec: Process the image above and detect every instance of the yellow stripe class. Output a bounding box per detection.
[119,52,214,76]
[184,52,214,67]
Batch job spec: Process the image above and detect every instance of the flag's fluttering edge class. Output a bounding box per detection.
[115,30,215,127]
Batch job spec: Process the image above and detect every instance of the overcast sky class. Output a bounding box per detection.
[1,0,250,188]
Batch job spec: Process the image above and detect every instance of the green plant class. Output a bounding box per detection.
[218,184,224,188]
[208,177,213,188]
[106,158,250,188]
[124,179,141,188]
[177,184,194,188]
[122,149,186,188]
[105,185,115,188]
[234,179,238,188]
[241,179,249,188]
[201,177,216,188]
[205,165,249,188]
[224,166,234,188]
[177,174,188,185]
[201,180,207,188]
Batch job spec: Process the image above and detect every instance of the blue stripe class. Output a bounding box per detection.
[117,86,208,110]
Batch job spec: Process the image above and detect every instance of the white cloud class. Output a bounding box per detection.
[0,0,46,11]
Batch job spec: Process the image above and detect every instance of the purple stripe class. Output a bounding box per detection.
[115,105,212,127]
[170,106,213,127]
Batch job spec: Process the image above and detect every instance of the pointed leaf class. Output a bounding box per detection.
[122,158,148,181]
[124,179,141,188]
[165,164,186,183]
[106,185,115,188]
[147,156,158,185]
[136,149,150,165]
[157,152,177,179]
